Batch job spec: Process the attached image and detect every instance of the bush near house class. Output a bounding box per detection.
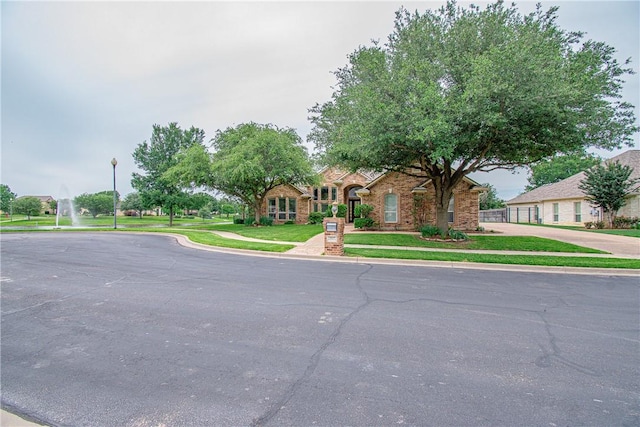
[354,217,375,229]
[308,212,325,224]
[612,216,639,229]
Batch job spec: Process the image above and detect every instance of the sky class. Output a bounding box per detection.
[2,0,639,202]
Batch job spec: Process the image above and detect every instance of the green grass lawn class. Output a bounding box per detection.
[127,228,295,252]
[345,248,640,269]
[180,223,324,242]
[0,214,229,227]
[344,233,607,253]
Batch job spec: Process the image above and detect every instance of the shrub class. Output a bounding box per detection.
[354,217,375,229]
[585,221,605,229]
[420,225,442,238]
[233,217,245,224]
[284,220,295,225]
[259,216,273,226]
[613,216,639,229]
[448,229,469,241]
[308,212,325,224]
[354,204,374,218]
[244,218,256,226]
[325,204,347,218]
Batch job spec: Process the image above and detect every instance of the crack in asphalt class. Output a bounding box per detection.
[250,264,374,427]
[535,311,601,376]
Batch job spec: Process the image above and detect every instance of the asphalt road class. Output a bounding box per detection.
[1,233,638,426]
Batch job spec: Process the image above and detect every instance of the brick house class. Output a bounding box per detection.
[262,167,486,231]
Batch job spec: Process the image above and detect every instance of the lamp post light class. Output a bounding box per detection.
[111,158,117,229]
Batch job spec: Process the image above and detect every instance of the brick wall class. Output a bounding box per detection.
[261,184,309,224]
[361,172,480,231]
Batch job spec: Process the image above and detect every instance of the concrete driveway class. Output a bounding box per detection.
[480,222,640,257]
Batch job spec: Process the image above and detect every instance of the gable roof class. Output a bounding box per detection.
[507,150,640,205]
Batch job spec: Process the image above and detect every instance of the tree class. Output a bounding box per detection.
[121,192,147,218]
[12,196,41,220]
[478,183,505,210]
[74,192,114,218]
[309,1,637,232]
[132,123,205,226]
[0,184,17,214]
[168,122,317,224]
[578,161,639,228]
[526,153,601,191]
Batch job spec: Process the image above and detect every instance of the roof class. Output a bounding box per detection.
[507,150,640,205]
[17,195,55,202]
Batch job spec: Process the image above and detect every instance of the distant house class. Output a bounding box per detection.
[17,195,56,215]
[506,150,640,225]
[261,167,486,231]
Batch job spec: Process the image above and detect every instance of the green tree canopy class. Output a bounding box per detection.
[12,196,42,220]
[478,183,505,210]
[309,1,637,232]
[0,184,17,214]
[121,192,147,218]
[132,123,205,226]
[74,192,115,218]
[526,153,601,191]
[167,122,317,224]
[578,161,639,228]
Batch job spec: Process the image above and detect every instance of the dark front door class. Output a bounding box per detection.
[348,199,360,223]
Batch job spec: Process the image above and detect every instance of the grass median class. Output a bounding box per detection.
[344,248,640,269]
[344,233,607,253]
[126,228,296,252]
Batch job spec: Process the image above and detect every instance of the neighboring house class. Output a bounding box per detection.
[262,167,486,231]
[506,150,640,225]
[17,195,56,214]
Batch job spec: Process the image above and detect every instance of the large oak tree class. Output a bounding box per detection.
[309,1,637,232]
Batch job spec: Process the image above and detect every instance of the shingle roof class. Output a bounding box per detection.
[507,150,640,205]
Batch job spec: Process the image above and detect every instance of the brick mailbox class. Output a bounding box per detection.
[323,217,345,256]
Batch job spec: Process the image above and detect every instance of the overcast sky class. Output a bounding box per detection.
[2,1,638,201]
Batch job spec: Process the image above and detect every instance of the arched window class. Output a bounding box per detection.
[384,193,397,223]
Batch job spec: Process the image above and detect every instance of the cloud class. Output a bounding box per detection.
[2,1,638,201]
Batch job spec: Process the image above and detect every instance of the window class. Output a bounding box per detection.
[278,198,287,220]
[448,196,455,223]
[574,202,581,222]
[553,203,559,222]
[268,198,276,219]
[331,187,337,201]
[384,193,397,223]
[288,198,296,220]
[320,187,329,201]
[313,188,318,201]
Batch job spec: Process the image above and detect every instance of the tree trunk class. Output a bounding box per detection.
[432,177,453,235]
[169,206,174,227]
[254,198,263,225]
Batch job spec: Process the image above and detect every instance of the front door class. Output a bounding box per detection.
[348,199,360,223]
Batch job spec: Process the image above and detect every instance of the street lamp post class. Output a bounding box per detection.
[111,158,118,229]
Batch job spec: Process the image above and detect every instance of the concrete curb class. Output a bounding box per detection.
[165,232,639,277]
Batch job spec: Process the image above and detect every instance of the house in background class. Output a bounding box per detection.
[262,167,486,231]
[506,150,640,225]
[16,195,56,215]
